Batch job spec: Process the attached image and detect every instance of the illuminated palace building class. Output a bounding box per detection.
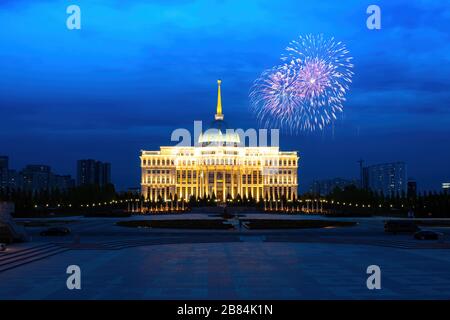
[140,81,299,203]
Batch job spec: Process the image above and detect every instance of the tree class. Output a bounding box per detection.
[189,195,196,206]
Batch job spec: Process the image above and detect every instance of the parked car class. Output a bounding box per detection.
[40,227,71,236]
[0,243,6,251]
[414,230,444,240]
[384,220,420,234]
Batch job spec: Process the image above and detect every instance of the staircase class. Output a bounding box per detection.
[0,243,69,273]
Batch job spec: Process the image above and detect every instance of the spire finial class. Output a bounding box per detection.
[215,79,224,120]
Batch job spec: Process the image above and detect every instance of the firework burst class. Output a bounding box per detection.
[250,34,354,132]
[249,64,300,130]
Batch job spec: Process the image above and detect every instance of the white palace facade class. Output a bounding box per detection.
[140,80,299,202]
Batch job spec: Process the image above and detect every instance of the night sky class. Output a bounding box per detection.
[0,0,449,192]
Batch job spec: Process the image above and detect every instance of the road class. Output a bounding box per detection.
[14,214,450,247]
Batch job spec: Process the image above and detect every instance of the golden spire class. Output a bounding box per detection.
[215,79,224,120]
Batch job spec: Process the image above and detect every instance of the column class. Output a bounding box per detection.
[205,168,209,197]
[256,171,260,201]
[221,170,225,201]
[214,170,217,198]
[231,170,234,198]
[184,168,188,200]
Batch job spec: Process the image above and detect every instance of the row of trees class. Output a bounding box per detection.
[318,185,450,217]
[1,184,449,217]
[0,184,117,210]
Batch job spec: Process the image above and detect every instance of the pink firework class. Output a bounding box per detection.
[296,58,332,101]
[250,34,354,132]
[250,64,300,130]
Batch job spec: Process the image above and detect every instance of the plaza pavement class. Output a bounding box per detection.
[1,213,450,299]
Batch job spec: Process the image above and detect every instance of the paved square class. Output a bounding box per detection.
[1,242,449,299]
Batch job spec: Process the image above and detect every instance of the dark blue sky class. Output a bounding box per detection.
[1,0,449,192]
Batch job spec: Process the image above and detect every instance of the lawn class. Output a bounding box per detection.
[116,219,233,229]
[17,220,76,227]
[242,219,357,230]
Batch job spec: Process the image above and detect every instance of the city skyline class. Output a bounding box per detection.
[2,153,447,195]
[0,156,113,193]
[1,0,449,192]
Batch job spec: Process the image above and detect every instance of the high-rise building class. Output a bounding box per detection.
[0,156,9,193]
[1,157,75,194]
[77,159,111,187]
[407,179,417,198]
[309,178,359,196]
[443,182,450,192]
[0,156,8,169]
[51,175,75,191]
[21,165,51,192]
[362,162,407,197]
[140,81,298,202]
[100,162,111,187]
[7,170,19,190]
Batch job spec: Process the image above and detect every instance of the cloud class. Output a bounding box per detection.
[0,0,449,191]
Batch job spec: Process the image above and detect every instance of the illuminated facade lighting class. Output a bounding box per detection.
[140,80,299,202]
